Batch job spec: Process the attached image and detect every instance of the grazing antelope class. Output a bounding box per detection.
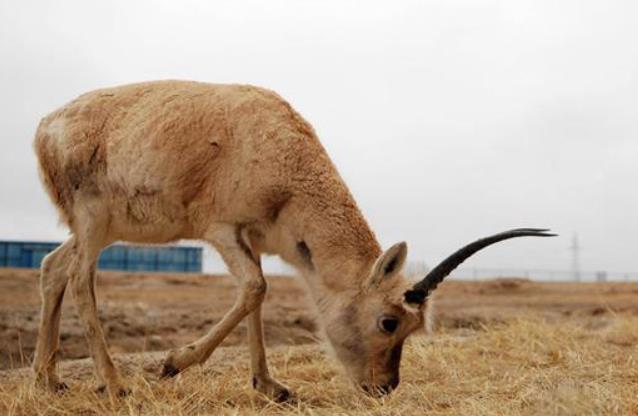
[32,80,554,400]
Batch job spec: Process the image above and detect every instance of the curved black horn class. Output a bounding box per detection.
[404,228,557,305]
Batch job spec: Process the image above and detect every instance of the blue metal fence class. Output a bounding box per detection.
[0,241,202,272]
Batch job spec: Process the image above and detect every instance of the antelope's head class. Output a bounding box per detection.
[321,228,556,396]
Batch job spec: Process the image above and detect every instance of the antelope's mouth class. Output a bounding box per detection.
[361,374,399,396]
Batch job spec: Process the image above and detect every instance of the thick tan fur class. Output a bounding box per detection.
[32,81,430,400]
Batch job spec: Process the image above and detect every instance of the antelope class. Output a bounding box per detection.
[32,80,554,400]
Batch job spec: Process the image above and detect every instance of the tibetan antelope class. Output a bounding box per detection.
[32,80,554,400]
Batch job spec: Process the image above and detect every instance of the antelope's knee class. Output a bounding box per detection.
[243,278,267,310]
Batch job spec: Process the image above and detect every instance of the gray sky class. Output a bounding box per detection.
[1,0,636,276]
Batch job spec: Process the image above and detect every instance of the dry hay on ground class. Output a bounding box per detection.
[2,269,638,415]
[1,314,637,416]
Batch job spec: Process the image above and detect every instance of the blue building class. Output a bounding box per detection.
[0,240,202,272]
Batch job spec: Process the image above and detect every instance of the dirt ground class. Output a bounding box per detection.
[2,267,637,371]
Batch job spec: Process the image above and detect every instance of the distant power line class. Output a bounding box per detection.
[405,261,638,282]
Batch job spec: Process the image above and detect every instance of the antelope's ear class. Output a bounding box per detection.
[367,242,407,287]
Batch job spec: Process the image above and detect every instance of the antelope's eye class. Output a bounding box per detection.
[378,316,399,334]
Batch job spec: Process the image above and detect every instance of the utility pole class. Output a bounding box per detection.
[569,233,581,282]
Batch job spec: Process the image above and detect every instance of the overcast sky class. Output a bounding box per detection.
[1,0,636,277]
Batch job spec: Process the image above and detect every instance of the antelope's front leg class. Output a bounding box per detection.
[247,305,290,402]
[161,224,287,400]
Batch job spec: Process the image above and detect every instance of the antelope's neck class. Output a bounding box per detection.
[289,182,382,299]
[258,131,382,300]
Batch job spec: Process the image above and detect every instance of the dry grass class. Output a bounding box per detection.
[1,314,637,416]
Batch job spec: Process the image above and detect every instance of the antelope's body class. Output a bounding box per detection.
[35,81,377,257]
[32,80,553,400]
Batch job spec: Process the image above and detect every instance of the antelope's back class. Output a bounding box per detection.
[33,80,327,233]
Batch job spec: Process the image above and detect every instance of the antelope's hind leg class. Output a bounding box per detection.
[68,208,128,397]
[32,237,75,392]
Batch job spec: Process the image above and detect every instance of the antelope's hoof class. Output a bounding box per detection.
[95,384,131,398]
[160,348,195,379]
[252,376,293,403]
[34,374,68,394]
[116,387,132,398]
[53,381,69,394]
[160,360,181,379]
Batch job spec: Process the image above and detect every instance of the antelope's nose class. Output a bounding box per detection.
[385,374,400,393]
